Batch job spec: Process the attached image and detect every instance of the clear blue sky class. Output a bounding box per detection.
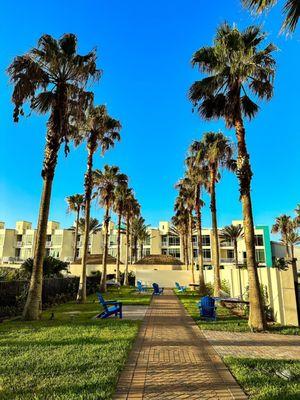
[0,0,299,233]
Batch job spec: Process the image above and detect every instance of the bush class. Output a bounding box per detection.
[21,256,69,278]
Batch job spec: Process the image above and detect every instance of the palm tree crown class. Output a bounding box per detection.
[189,24,276,129]
[242,0,300,33]
[78,217,101,234]
[220,224,244,244]
[8,34,100,164]
[66,194,84,214]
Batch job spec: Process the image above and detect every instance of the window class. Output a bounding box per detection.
[256,249,265,263]
[77,235,81,242]
[227,249,234,259]
[192,235,197,244]
[202,235,210,246]
[46,234,52,242]
[143,248,150,256]
[203,249,211,260]
[162,249,168,255]
[169,248,181,258]
[255,235,264,246]
[169,235,180,246]
[144,236,151,245]
[193,249,198,258]
[161,235,168,247]
[16,234,23,242]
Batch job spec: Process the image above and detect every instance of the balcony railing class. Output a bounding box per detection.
[220,258,235,263]
[203,258,211,262]
[16,241,23,248]
[220,241,234,247]
[45,241,52,247]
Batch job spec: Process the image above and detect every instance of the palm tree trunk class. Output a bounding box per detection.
[73,208,80,262]
[23,138,59,320]
[195,186,205,294]
[235,117,266,331]
[234,238,243,299]
[210,169,221,297]
[185,232,189,270]
[124,215,130,285]
[77,144,94,303]
[100,206,110,292]
[140,242,143,259]
[116,212,122,284]
[134,237,138,263]
[189,212,195,284]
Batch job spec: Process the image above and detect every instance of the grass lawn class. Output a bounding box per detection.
[225,357,300,400]
[176,290,300,335]
[0,287,151,400]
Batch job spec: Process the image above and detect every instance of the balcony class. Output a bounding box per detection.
[203,258,212,262]
[45,241,52,247]
[220,258,235,263]
[16,241,23,248]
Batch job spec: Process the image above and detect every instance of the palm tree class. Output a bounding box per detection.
[78,217,102,235]
[285,230,300,259]
[220,224,244,269]
[171,213,189,267]
[131,216,150,261]
[77,105,121,302]
[123,191,140,285]
[186,144,207,294]
[189,24,276,330]
[93,166,128,292]
[175,179,196,283]
[242,0,300,33]
[66,194,84,261]
[272,214,293,257]
[191,132,234,297]
[8,34,100,320]
[113,180,129,283]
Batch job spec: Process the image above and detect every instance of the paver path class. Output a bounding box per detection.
[202,330,300,360]
[114,290,247,399]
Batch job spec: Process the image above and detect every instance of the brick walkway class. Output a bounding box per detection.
[114,290,247,399]
[202,330,300,360]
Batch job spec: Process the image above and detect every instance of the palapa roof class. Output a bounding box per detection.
[135,254,183,265]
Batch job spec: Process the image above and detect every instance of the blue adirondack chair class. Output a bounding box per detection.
[152,283,164,295]
[96,292,123,319]
[197,296,217,321]
[175,282,187,292]
[136,280,147,293]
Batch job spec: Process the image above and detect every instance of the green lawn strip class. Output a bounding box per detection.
[0,286,149,400]
[176,290,300,335]
[224,357,300,400]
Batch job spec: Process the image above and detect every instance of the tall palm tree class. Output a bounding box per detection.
[242,0,300,32]
[123,191,140,285]
[191,132,234,297]
[186,144,208,294]
[171,213,189,267]
[66,194,84,261]
[93,166,128,292]
[294,204,300,226]
[220,224,244,269]
[189,24,276,330]
[272,214,293,257]
[175,179,196,283]
[77,105,121,302]
[113,180,129,283]
[8,34,100,320]
[285,230,300,259]
[131,216,150,261]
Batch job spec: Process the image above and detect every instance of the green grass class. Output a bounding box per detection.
[225,357,300,400]
[0,287,151,400]
[176,290,300,334]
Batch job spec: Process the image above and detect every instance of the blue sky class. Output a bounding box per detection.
[0,0,299,234]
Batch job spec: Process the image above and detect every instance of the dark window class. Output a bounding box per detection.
[161,235,168,246]
[255,235,264,246]
[169,235,180,246]
[193,249,198,258]
[202,235,210,246]
[203,249,211,260]
[16,234,22,242]
[46,234,52,242]
[227,249,234,259]
[192,235,197,244]
[162,249,168,255]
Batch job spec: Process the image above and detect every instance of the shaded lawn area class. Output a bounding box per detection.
[225,357,300,400]
[0,287,151,400]
[176,291,300,335]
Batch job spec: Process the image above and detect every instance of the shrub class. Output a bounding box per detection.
[21,256,69,278]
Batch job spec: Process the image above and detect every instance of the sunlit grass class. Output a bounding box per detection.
[0,286,150,400]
